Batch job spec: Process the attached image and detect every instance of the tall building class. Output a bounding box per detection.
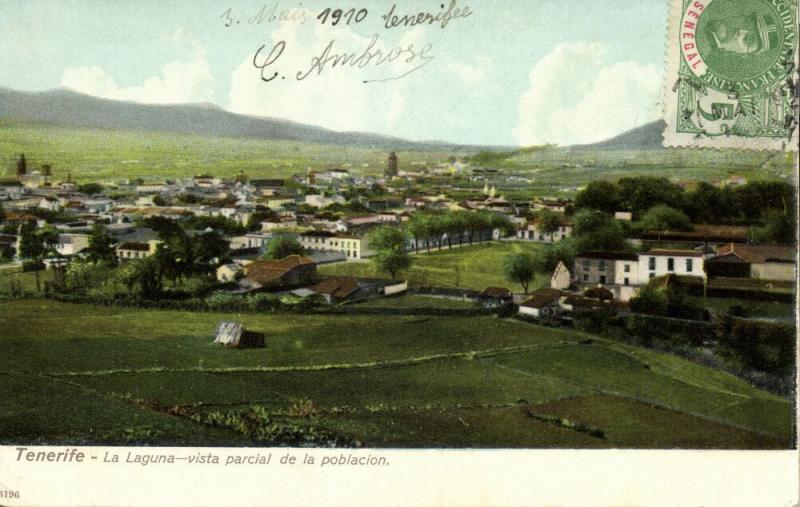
[386,152,398,178]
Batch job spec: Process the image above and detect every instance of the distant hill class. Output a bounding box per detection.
[569,120,667,151]
[0,87,480,151]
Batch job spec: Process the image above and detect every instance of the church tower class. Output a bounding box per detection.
[386,151,398,178]
[16,154,27,179]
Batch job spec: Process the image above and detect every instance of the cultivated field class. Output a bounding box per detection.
[0,122,456,183]
[1,122,793,189]
[0,299,792,448]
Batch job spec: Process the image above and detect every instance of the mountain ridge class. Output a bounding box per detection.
[0,87,664,151]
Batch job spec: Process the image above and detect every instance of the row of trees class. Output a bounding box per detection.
[365,211,513,279]
[406,210,511,253]
[576,178,795,238]
[576,178,792,220]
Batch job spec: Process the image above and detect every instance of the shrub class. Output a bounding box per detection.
[205,292,243,311]
[246,292,279,311]
[21,260,45,272]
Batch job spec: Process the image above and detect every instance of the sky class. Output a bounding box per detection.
[0,0,668,146]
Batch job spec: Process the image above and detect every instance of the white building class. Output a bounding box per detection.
[299,231,369,259]
[517,218,573,243]
[56,233,91,256]
[305,194,346,208]
[550,261,571,290]
[637,249,705,282]
[574,252,639,287]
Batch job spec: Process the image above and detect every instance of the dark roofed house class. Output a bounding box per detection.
[640,224,750,244]
[250,179,286,197]
[310,276,362,304]
[584,286,614,301]
[244,255,316,290]
[250,179,285,189]
[518,288,563,318]
[477,287,513,307]
[116,240,160,260]
[706,243,796,281]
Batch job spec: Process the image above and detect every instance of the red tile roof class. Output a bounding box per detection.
[245,255,315,285]
[645,249,704,258]
[714,243,795,264]
[479,287,512,298]
[520,289,563,308]
[310,277,360,299]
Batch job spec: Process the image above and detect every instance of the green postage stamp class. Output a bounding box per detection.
[664,0,799,149]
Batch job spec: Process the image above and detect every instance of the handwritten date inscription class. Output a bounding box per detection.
[225,1,471,84]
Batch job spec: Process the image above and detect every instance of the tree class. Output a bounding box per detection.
[368,226,411,278]
[140,216,184,242]
[503,252,536,294]
[17,223,44,260]
[77,183,104,195]
[617,177,684,216]
[572,210,629,252]
[426,214,447,250]
[0,200,4,225]
[87,225,117,265]
[750,208,796,245]
[131,256,165,299]
[193,231,230,270]
[446,212,468,247]
[535,209,563,242]
[533,237,577,273]
[178,193,200,204]
[685,182,726,223]
[575,180,621,213]
[407,214,432,253]
[263,236,304,260]
[637,205,693,232]
[152,195,167,206]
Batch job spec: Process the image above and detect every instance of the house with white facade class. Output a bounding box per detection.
[574,252,639,287]
[517,215,573,242]
[299,231,369,259]
[56,233,91,256]
[637,249,705,282]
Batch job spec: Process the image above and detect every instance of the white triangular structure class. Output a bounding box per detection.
[550,261,571,290]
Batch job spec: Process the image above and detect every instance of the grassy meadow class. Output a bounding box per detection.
[320,241,549,292]
[0,121,793,190]
[0,299,792,448]
[0,121,456,183]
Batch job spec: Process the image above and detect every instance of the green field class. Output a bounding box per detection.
[321,242,549,292]
[692,296,796,320]
[0,121,456,183]
[1,121,792,189]
[0,299,792,448]
[350,294,477,309]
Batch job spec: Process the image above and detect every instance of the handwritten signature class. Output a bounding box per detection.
[253,34,434,84]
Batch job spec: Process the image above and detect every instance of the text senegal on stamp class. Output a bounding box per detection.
[664,0,799,150]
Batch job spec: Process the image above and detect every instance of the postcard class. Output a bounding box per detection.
[0,0,798,505]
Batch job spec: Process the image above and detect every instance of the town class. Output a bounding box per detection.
[0,146,795,448]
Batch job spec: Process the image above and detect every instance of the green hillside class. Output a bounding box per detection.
[0,299,792,448]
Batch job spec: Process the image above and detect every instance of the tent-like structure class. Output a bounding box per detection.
[214,322,265,349]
